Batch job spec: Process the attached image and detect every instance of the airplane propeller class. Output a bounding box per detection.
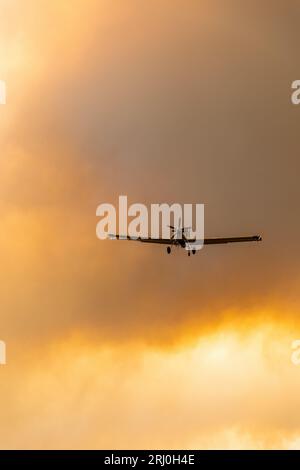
[168,218,191,239]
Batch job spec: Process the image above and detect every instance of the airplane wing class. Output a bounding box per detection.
[202,235,262,245]
[108,234,173,244]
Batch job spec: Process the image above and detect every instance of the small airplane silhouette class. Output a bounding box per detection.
[108,220,262,256]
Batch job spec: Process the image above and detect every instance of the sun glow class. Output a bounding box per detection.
[1,324,299,449]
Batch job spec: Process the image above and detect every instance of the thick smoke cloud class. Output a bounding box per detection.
[1,0,300,344]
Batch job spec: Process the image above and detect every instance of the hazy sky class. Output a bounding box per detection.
[1,0,300,449]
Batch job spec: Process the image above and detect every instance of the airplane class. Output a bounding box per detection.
[108,221,262,256]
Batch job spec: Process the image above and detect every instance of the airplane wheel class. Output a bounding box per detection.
[192,250,196,255]
[167,247,171,254]
[188,252,191,256]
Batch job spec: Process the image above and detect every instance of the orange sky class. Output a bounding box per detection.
[1,0,300,449]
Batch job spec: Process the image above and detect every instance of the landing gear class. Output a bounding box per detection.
[188,251,191,256]
[167,246,171,254]
[192,250,196,255]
